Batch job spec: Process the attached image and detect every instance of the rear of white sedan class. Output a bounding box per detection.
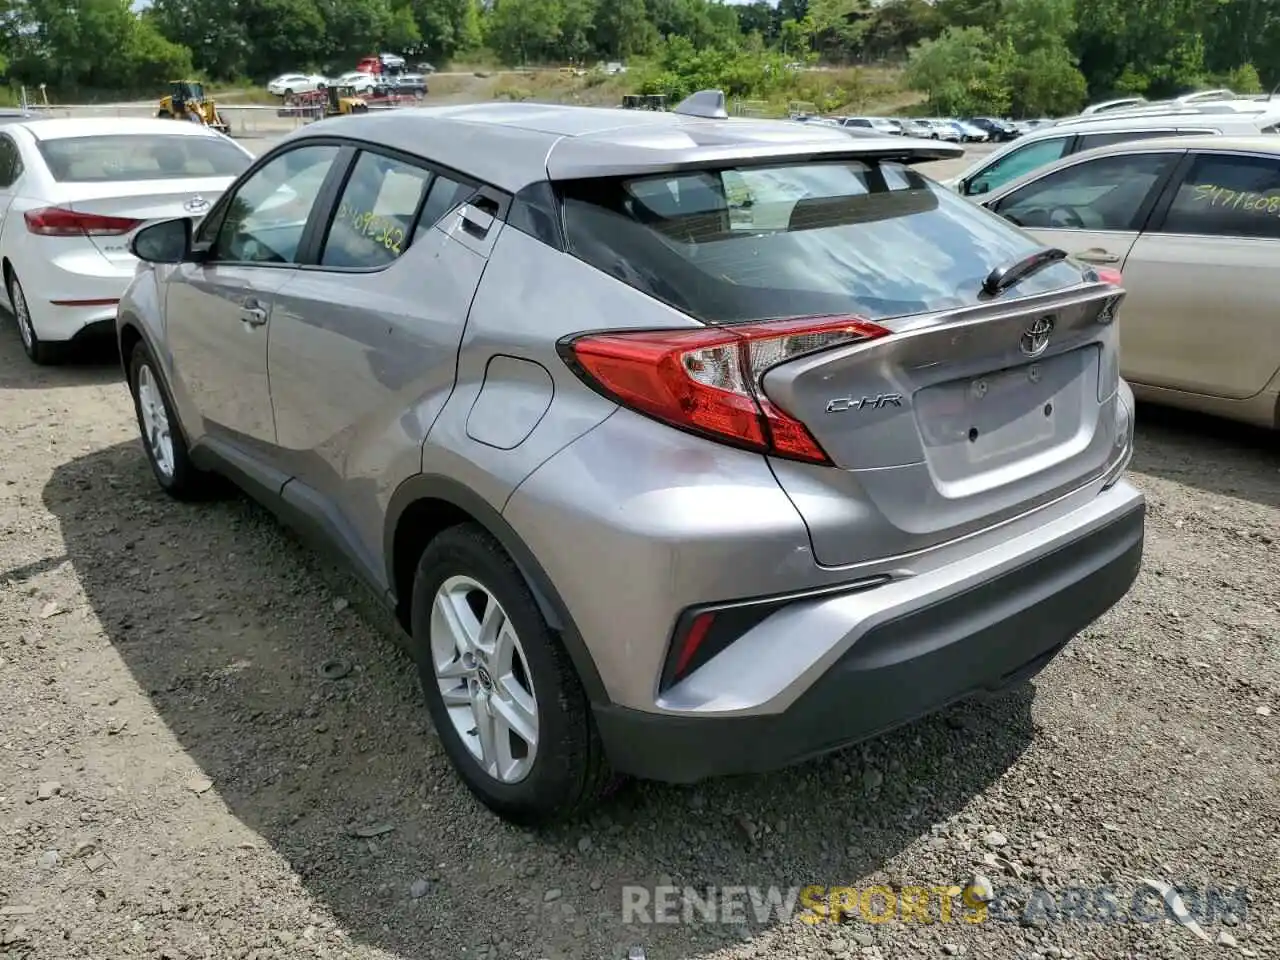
[0,117,253,363]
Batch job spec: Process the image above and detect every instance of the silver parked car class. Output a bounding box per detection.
[116,101,1145,825]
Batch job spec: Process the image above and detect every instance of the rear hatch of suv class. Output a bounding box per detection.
[555,151,1127,567]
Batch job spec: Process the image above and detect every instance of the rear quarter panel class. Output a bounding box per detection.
[423,225,706,511]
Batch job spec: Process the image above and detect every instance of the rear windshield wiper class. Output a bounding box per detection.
[981,247,1069,297]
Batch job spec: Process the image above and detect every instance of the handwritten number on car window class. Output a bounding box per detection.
[335,201,404,255]
[1192,183,1280,215]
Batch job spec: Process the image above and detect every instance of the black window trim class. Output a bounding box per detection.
[1071,127,1217,154]
[1142,148,1280,240]
[193,137,355,271]
[988,147,1188,233]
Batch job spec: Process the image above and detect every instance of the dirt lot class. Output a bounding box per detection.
[1,138,1279,960]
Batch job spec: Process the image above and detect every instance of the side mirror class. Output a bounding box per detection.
[129,218,192,264]
[968,179,991,196]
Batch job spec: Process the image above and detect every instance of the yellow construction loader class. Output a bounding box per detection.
[157,81,230,134]
[325,84,368,117]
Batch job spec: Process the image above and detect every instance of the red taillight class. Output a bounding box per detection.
[24,207,142,237]
[562,315,890,465]
[1094,266,1123,286]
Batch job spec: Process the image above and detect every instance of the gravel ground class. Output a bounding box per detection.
[1,142,1278,960]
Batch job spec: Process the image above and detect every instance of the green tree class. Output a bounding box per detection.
[735,2,778,44]
[149,0,249,79]
[995,0,1086,115]
[557,0,597,61]
[1009,43,1087,114]
[10,0,192,92]
[1204,0,1280,87]
[316,0,396,66]
[238,0,327,76]
[778,18,809,56]
[905,25,1011,114]
[863,0,944,60]
[804,0,872,62]
[484,0,564,63]
[1073,0,1209,98]
[594,0,657,58]
[1225,62,1264,94]
[409,0,482,60]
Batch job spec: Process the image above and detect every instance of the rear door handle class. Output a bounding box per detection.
[240,300,268,326]
[1075,249,1121,264]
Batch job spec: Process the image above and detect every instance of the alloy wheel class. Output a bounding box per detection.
[430,575,539,783]
[136,363,176,479]
[11,279,33,352]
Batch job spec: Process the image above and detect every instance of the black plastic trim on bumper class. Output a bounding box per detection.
[594,501,1145,784]
[72,317,118,342]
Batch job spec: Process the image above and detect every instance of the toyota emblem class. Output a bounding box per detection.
[1020,316,1054,358]
[183,195,210,214]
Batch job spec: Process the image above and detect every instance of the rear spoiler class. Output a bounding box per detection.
[549,92,962,180]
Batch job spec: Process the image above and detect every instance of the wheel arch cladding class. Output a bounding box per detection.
[118,321,144,368]
[384,474,609,703]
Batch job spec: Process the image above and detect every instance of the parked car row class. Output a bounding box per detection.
[334,71,429,97]
[268,67,429,100]
[800,114,1057,144]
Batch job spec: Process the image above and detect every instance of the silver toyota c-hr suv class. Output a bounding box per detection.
[117,99,1144,825]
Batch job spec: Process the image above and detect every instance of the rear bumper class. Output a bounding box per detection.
[34,300,121,343]
[594,485,1144,783]
[13,246,131,343]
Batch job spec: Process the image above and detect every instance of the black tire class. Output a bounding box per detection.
[157,109,172,119]
[7,269,58,365]
[127,341,218,500]
[283,88,293,97]
[410,523,615,826]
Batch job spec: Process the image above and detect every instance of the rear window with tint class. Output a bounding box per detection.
[559,160,1085,324]
[37,134,252,183]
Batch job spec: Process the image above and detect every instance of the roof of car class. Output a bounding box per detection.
[285,102,962,192]
[13,116,231,140]
[1052,104,1280,128]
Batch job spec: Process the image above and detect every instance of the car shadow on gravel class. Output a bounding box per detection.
[1133,403,1280,509]
[45,440,1037,960]
[0,325,123,389]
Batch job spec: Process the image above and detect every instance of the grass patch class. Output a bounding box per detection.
[209,85,278,105]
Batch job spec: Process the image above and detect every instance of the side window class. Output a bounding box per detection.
[966,137,1071,196]
[992,152,1175,231]
[1158,152,1280,239]
[212,144,341,265]
[321,150,432,268]
[412,173,476,245]
[0,136,19,189]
